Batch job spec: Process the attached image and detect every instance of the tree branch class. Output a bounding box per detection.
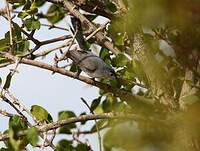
[46,0,121,55]
[0,113,146,141]
[0,88,56,149]
[1,52,155,106]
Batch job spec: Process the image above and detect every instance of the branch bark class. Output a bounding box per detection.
[1,52,155,106]
[0,113,146,141]
[46,0,121,55]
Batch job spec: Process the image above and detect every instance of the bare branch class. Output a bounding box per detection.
[0,108,13,117]
[0,88,56,149]
[40,35,72,46]
[6,1,13,46]
[47,0,121,55]
[41,23,69,31]
[34,43,69,58]
[0,113,146,141]
[1,52,155,106]
[55,30,78,62]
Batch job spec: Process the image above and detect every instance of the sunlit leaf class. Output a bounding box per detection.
[8,115,28,150]
[58,111,76,134]
[90,119,107,133]
[76,143,89,151]
[31,105,52,123]
[55,139,73,151]
[26,127,38,147]
[79,112,87,125]
[3,72,12,89]
[46,4,65,24]
[90,97,101,112]
[23,18,41,31]
[112,53,129,67]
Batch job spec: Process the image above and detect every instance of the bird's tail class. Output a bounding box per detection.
[70,17,87,51]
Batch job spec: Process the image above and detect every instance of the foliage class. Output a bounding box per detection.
[0,0,200,151]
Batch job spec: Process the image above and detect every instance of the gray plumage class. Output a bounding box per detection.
[67,17,116,79]
[68,49,116,79]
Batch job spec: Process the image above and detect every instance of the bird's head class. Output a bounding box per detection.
[103,66,117,80]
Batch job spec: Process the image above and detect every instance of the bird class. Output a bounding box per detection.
[67,17,117,80]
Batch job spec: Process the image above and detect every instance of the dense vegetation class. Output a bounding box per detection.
[0,0,200,151]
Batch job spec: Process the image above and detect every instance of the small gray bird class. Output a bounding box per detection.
[67,17,116,79]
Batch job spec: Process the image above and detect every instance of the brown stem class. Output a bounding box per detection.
[1,52,155,106]
[47,0,121,55]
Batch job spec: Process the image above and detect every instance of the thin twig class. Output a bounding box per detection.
[55,30,78,62]
[0,113,148,141]
[10,57,21,76]
[41,23,68,31]
[6,1,13,46]
[0,88,56,149]
[40,35,72,46]
[85,22,109,41]
[46,0,121,55]
[81,98,102,151]
[0,108,14,117]
[34,43,69,58]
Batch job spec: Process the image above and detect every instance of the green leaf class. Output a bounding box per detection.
[3,72,12,89]
[58,111,76,120]
[23,18,41,31]
[46,4,65,24]
[0,38,9,51]
[102,99,112,113]
[8,115,28,150]
[112,53,129,67]
[79,112,87,125]
[58,111,76,134]
[31,105,52,122]
[90,119,107,133]
[0,57,9,64]
[106,2,117,13]
[115,33,125,46]
[70,64,79,72]
[9,115,28,133]
[35,0,46,7]
[132,60,148,83]
[26,2,38,14]
[26,127,38,147]
[55,139,73,151]
[99,48,112,65]
[100,48,110,59]
[90,97,101,112]
[7,0,25,4]
[22,0,31,10]
[18,11,29,19]
[0,77,2,85]
[16,40,29,55]
[76,143,89,151]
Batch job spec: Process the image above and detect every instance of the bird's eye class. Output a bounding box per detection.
[110,72,115,76]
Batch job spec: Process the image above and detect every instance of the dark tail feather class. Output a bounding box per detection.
[71,17,87,50]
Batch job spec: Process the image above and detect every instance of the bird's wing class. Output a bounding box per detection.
[78,55,99,72]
